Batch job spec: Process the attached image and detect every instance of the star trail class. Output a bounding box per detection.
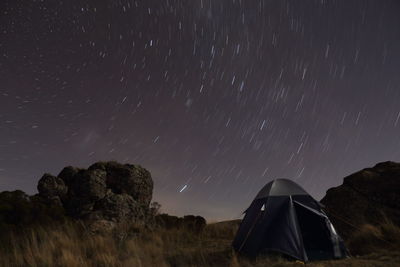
[1,0,400,220]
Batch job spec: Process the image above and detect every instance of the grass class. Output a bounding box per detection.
[0,220,399,267]
[347,220,400,256]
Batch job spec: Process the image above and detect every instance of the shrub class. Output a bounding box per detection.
[0,190,66,236]
[154,214,206,233]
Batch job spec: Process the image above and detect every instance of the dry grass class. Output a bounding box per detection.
[0,221,399,267]
[347,220,400,256]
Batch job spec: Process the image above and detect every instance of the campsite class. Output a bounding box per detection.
[0,161,399,266]
[2,0,400,266]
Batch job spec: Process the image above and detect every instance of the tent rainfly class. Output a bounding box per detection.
[232,179,348,262]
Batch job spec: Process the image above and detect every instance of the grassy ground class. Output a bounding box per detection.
[0,220,399,267]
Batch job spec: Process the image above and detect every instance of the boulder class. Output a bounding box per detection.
[37,174,67,206]
[38,174,67,198]
[321,161,400,240]
[57,166,82,187]
[89,162,153,206]
[70,169,107,201]
[36,161,154,231]
[91,192,144,223]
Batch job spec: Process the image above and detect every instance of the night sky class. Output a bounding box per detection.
[1,0,400,221]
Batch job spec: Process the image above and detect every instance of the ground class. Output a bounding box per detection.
[1,220,399,267]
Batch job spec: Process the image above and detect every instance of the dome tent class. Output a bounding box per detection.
[232,179,348,262]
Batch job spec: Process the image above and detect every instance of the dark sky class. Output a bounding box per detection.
[1,0,400,220]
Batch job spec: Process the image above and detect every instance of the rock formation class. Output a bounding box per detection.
[321,161,400,239]
[37,161,153,232]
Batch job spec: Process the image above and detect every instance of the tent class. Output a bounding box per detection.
[232,179,348,262]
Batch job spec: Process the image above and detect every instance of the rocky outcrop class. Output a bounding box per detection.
[321,161,400,239]
[37,161,153,231]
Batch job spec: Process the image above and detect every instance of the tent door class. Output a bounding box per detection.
[294,202,334,261]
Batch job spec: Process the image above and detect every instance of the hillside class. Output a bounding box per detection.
[321,161,400,239]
